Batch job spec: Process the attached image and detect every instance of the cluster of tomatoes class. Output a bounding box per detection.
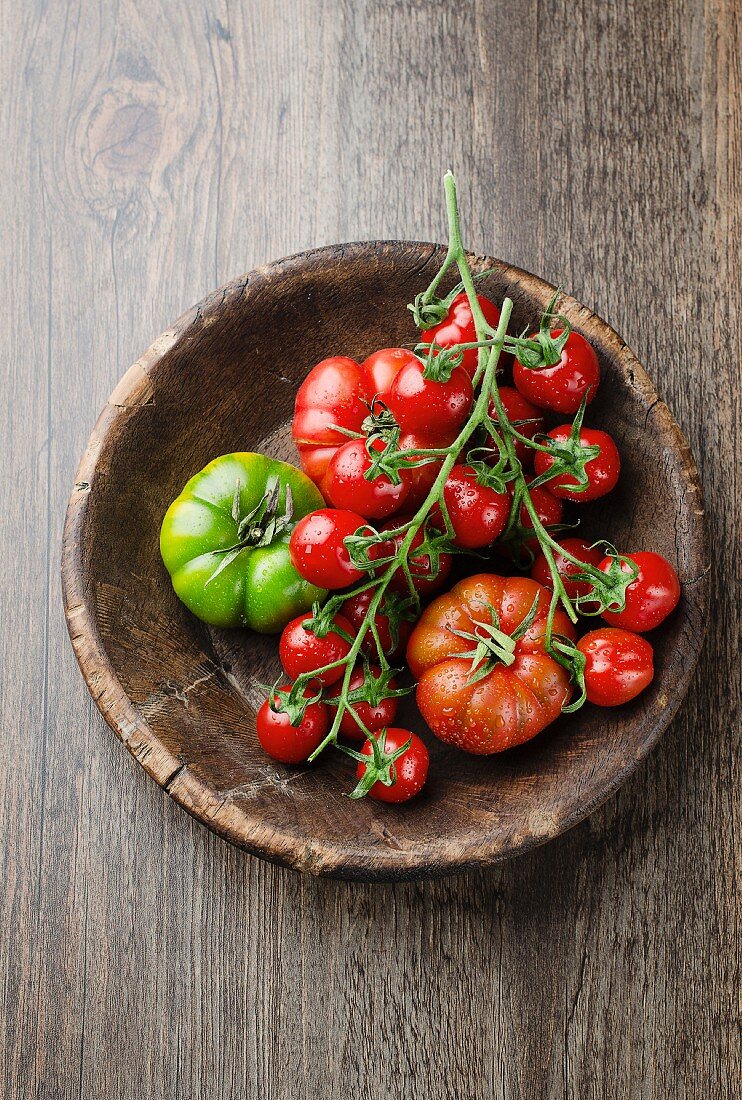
[255,291,681,803]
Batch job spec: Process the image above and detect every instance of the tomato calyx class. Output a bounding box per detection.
[341,728,414,800]
[511,290,573,370]
[268,680,323,727]
[206,476,295,587]
[527,397,600,495]
[573,547,640,616]
[446,595,541,684]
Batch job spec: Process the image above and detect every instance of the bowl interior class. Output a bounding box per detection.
[64,243,708,879]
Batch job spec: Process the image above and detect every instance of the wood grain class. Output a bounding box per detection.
[0,0,738,1097]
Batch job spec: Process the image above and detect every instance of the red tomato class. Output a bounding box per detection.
[340,588,416,659]
[513,330,600,414]
[407,574,575,754]
[399,427,459,510]
[431,464,510,548]
[509,480,565,553]
[380,518,453,597]
[530,538,605,600]
[534,425,621,501]
[326,665,399,740]
[362,347,418,395]
[321,437,410,520]
[289,508,367,589]
[489,386,545,466]
[256,688,329,764]
[387,358,473,436]
[599,551,680,632]
[422,292,502,378]
[356,728,429,803]
[577,628,654,706]
[278,613,353,686]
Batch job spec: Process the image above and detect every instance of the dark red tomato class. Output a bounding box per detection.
[530,538,605,600]
[513,330,600,414]
[512,480,564,552]
[340,588,416,659]
[431,464,510,548]
[399,427,459,511]
[599,551,680,632]
[278,612,354,686]
[362,347,418,396]
[256,688,329,764]
[327,665,399,741]
[380,517,453,597]
[534,425,621,501]
[321,437,410,520]
[356,728,429,803]
[577,628,654,706]
[387,358,473,436]
[289,508,367,589]
[489,386,545,466]
[422,292,502,378]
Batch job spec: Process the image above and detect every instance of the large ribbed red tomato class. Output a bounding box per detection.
[407,574,575,754]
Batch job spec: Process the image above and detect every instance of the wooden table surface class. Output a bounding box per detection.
[1,2,738,1097]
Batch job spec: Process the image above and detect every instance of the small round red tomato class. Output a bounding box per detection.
[530,538,606,600]
[278,612,354,686]
[321,438,410,520]
[489,386,545,466]
[512,480,564,552]
[340,588,416,659]
[431,464,510,548]
[289,509,367,589]
[398,427,459,510]
[256,688,329,764]
[534,425,621,501]
[513,330,600,414]
[362,347,418,396]
[380,518,453,597]
[599,551,680,632]
[577,628,654,706]
[387,358,473,436]
[422,292,502,378]
[326,665,399,740]
[355,728,429,803]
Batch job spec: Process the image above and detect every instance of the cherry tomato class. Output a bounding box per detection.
[326,665,399,740]
[431,464,510,548]
[534,425,621,501]
[278,612,354,686]
[387,358,473,436]
[380,517,453,597]
[289,509,367,589]
[599,551,680,632]
[321,438,410,520]
[509,480,564,553]
[256,688,329,764]
[577,628,654,706]
[530,538,605,600]
[399,427,458,510]
[362,347,418,396]
[407,574,575,754]
[356,728,429,803]
[513,330,600,414]
[489,386,545,467]
[340,588,416,659]
[422,292,502,378]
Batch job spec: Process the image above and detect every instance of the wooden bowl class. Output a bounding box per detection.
[62,243,709,880]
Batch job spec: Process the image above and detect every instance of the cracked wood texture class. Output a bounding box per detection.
[0,1,738,1097]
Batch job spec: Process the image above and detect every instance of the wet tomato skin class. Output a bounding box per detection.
[289,508,367,589]
[533,426,621,502]
[387,358,473,436]
[431,464,510,549]
[599,551,681,632]
[256,689,330,764]
[513,330,600,414]
[356,728,430,803]
[326,665,399,741]
[321,438,410,520]
[278,613,354,686]
[422,293,502,378]
[530,538,606,600]
[577,628,654,706]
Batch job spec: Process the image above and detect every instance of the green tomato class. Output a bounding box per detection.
[160,452,327,632]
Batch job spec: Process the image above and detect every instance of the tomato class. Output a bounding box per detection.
[399,427,459,510]
[513,330,600,414]
[430,464,510,548]
[387,358,473,436]
[489,386,545,466]
[326,665,399,740]
[422,292,502,378]
[278,612,353,686]
[599,551,680,631]
[407,574,575,754]
[533,425,621,501]
[340,588,417,659]
[289,508,368,589]
[577,628,654,706]
[355,729,429,803]
[519,480,564,532]
[380,518,453,597]
[256,688,330,764]
[530,538,605,600]
[321,437,410,519]
[292,351,413,485]
[160,453,327,631]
